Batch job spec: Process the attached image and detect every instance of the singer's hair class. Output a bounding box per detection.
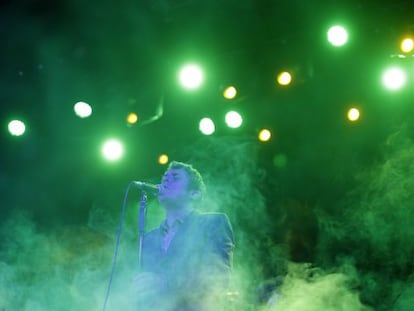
[167,161,206,199]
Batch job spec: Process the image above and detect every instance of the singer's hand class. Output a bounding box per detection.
[132,272,166,306]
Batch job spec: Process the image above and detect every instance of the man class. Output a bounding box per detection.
[133,161,235,311]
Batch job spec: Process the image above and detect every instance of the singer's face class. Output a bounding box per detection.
[158,168,191,203]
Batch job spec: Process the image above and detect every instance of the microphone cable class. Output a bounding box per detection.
[102,181,134,311]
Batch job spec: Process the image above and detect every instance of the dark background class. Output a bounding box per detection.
[1,0,413,223]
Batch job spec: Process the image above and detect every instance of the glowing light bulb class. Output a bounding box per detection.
[127,113,138,124]
[347,108,360,122]
[277,71,292,86]
[258,129,272,142]
[223,86,237,99]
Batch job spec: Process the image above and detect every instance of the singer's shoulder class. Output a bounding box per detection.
[193,211,232,226]
[194,212,234,242]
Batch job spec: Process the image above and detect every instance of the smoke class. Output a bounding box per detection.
[179,133,414,310]
[180,136,367,311]
[392,277,414,310]
[264,263,372,311]
[173,136,292,309]
[0,209,141,311]
[314,129,414,310]
[2,132,414,310]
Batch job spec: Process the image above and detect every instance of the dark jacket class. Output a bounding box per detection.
[141,210,235,310]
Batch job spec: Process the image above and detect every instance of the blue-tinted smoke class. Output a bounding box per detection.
[2,133,414,310]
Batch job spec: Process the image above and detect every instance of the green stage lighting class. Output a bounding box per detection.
[327,25,349,47]
[101,139,124,162]
[382,67,407,91]
[178,63,204,90]
[74,101,92,118]
[8,119,26,136]
[225,111,243,129]
[199,117,215,135]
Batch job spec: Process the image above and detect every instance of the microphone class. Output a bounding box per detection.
[133,181,159,195]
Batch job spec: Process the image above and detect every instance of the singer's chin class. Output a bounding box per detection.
[157,195,173,206]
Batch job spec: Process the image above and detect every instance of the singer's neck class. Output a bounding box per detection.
[165,205,194,227]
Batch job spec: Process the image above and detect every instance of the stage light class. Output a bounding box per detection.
[199,117,215,135]
[178,63,204,90]
[277,71,292,86]
[400,37,414,53]
[258,129,272,142]
[225,111,243,129]
[382,67,407,91]
[223,86,237,99]
[158,154,169,165]
[347,108,360,122]
[327,25,349,47]
[101,139,124,162]
[74,101,92,118]
[127,112,138,125]
[8,119,26,136]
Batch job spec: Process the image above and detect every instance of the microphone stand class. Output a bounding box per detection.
[138,191,148,271]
